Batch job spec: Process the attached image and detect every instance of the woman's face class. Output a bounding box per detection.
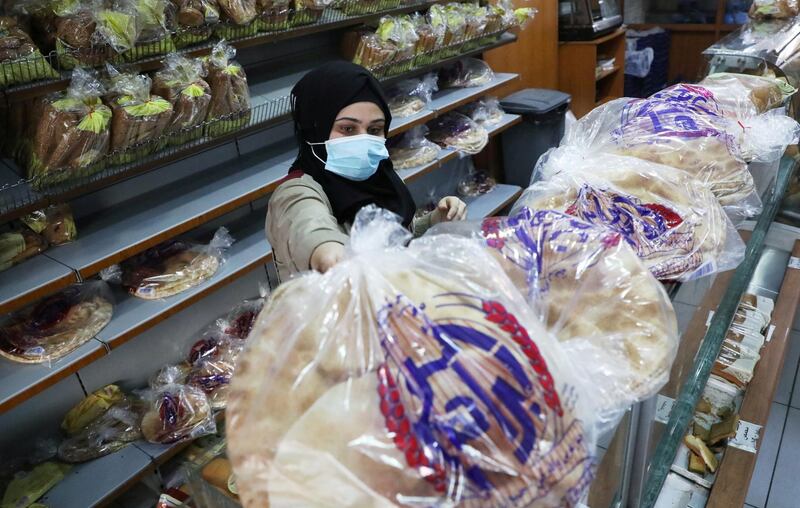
[329,101,386,140]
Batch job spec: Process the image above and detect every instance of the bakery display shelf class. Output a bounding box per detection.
[0,0,448,102]
[395,148,457,183]
[0,53,517,226]
[485,113,522,137]
[95,219,271,350]
[0,253,77,316]
[464,183,522,221]
[639,154,800,508]
[134,411,227,467]
[708,240,800,507]
[596,65,621,82]
[0,338,106,414]
[37,445,156,508]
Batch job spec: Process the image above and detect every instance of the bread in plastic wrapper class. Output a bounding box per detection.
[255,0,289,31]
[749,0,799,19]
[57,398,143,463]
[206,40,251,137]
[427,111,488,155]
[457,159,496,197]
[0,281,113,365]
[430,207,679,429]
[218,297,264,340]
[172,0,220,47]
[141,383,216,444]
[0,13,57,85]
[460,96,504,126]
[0,227,47,272]
[102,226,233,300]
[648,83,800,165]
[227,205,598,508]
[106,66,174,164]
[439,57,495,88]
[386,73,438,118]
[217,0,258,25]
[563,97,760,221]
[152,53,213,145]
[699,72,796,115]
[61,384,125,435]
[128,0,176,59]
[514,147,745,282]
[20,203,77,246]
[29,68,112,184]
[388,125,441,170]
[188,337,244,409]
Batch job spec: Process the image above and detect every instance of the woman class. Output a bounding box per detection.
[266,62,468,280]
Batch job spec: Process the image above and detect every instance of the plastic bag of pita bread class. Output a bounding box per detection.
[649,83,800,165]
[216,297,264,340]
[101,227,233,300]
[563,96,761,222]
[698,73,796,116]
[0,281,113,365]
[140,381,216,444]
[429,207,679,432]
[516,147,745,282]
[227,205,599,508]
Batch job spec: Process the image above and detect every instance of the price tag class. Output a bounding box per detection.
[789,256,800,270]
[655,394,675,424]
[729,419,762,453]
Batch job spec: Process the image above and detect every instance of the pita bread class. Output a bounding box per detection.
[698,73,790,116]
[141,384,214,444]
[518,148,733,281]
[57,401,142,463]
[475,208,678,414]
[130,251,220,300]
[228,244,595,508]
[0,286,113,364]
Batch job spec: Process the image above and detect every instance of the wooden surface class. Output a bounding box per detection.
[709,240,800,508]
[558,29,626,117]
[667,31,718,83]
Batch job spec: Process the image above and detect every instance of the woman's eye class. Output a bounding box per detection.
[368,128,383,136]
[341,126,355,134]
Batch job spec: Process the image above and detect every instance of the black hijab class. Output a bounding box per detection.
[290,61,416,228]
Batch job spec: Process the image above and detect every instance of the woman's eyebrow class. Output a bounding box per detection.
[369,118,386,124]
[334,117,362,123]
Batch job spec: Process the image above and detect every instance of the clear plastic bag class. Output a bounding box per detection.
[749,0,799,19]
[61,384,126,435]
[131,0,176,58]
[439,57,494,88]
[206,40,251,137]
[456,158,496,197]
[427,111,488,155]
[388,125,441,170]
[29,68,112,183]
[217,0,258,25]
[228,205,598,508]
[152,53,213,145]
[515,147,745,282]
[94,0,138,54]
[563,97,761,220]
[20,203,77,246]
[58,398,142,463]
[428,3,465,48]
[106,66,173,163]
[0,281,114,364]
[699,72,796,115]
[101,227,233,300]
[0,228,46,272]
[460,96,504,125]
[256,0,289,31]
[217,297,265,340]
[429,207,680,431]
[140,383,216,444]
[188,337,243,409]
[386,73,438,118]
[0,13,57,85]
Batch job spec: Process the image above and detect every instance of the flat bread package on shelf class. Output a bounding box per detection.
[388,125,441,170]
[187,336,244,409]
[0,15,58,86]
[205,40,251,137]
[29,68,112,185]
[749,0,799,19]
[153,53,213,145]
[460,96,505,126]
[426,111,488,155]
[386,73,438,119]
[20,203,77,246]
[513,147,745,282]
[563,96,761,221]
[228,206,598,508]
[106,66,174,164]
[438,57,495,88]
[0,227,47,272]
[102,227,233,300]
[431,207,679,430]
[0,281,114,364]
[140,382,216,444]
[217,297,264,340]
[0,203,78,272]
[58,394,143,463]
[171,0,220,47]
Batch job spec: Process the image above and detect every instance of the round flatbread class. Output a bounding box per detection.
[141,384,213,444]
[228,245,595,508]
[516,148,733,281]
[130,251,220,300]
[0,285,113,364]
[475,208,678,412]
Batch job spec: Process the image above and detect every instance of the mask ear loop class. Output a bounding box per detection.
[307,141,326,165]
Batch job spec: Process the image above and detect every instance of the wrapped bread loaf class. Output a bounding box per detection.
[141,383,216,443]
[153,53,212,145]
[171,0,220,47]
[255,0,290,32]
[215,0,258,38]
[53,0,109,70]
[20,203,78,246]
[0,14,58,85]
[29,68,112,185]
[128,0,176,60]
[514,147,745,282]
[0,228,47,272]
[205,40,250,137]
[106,67,173,164]
[749,0,799,19]
[228,206,598,508]
[289,0,323,27]
[699,72,795,115]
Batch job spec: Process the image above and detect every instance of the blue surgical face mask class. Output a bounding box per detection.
[308,134,389,181]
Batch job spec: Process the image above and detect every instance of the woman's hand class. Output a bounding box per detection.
[310,242,345,273]
[431,196,468,225]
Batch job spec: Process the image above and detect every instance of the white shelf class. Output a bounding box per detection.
[464,183,522,221]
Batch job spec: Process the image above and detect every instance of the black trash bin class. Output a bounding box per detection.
[500,89,571,187]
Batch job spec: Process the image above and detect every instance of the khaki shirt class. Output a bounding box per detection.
[266,174,433,282]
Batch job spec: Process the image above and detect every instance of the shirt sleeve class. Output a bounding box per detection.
[266,176,349,274]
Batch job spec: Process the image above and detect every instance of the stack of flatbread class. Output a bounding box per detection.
[0,282,113,364]
[141,384,215,444]
[228,226,596,507]
[516,148,741,281]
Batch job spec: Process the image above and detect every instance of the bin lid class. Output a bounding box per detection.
[500,88,571,115]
